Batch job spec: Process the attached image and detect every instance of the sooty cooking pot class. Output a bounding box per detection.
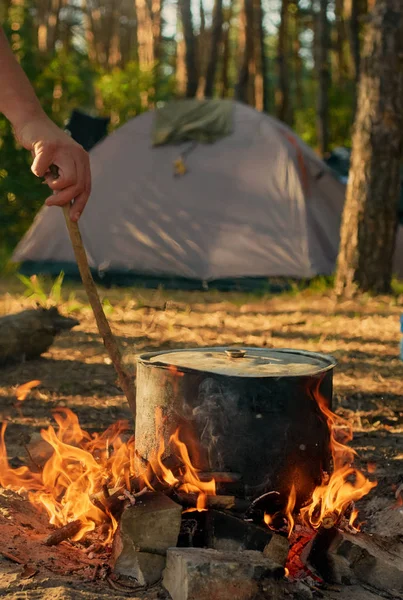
[135,347,336,503]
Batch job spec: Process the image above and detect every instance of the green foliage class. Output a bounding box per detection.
[17,271,65,307]
[35,51,97,127]
[96,62,175,128]
[0,4,46,257]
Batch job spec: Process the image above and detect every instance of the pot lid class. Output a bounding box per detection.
[142,347,336,378]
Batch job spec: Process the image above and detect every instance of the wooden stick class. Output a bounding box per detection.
[61,204,136,415]
[44,519,83,546]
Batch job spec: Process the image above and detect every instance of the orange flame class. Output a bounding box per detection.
[0,408,134,543]
[15,380,41,402]
[300,382,376,529]
[170,429,215,510]
[349,508,360,531]
[264,381,376,535]
[263,485,296,537]
[0,401,216,542]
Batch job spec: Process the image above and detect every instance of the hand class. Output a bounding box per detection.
[15,115,91,221]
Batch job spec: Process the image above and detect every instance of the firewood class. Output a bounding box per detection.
[0,307,79,365]
[307,525,341,582]
[44,519,83,546]
[198,472,242,483]
[174,492,250,513]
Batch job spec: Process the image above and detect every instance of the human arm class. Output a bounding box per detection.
[0,28,90,220]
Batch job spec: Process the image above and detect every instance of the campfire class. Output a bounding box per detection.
[0,347,381,598]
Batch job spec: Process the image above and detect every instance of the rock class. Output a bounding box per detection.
[256,578,313,600]
[263,533,290,567]
[113,551,165,586]
[26,433,54,468]
[112,492,182,584]
[290,581,313,600]
[334,531,403,596]
[162,547,285,600]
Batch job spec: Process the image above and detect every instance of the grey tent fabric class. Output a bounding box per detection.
[12,101,403,282]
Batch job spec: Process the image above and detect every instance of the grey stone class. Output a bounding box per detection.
[334,532,403,596]
[112,492,182,584]
[114,551,165,586]
[162,547,285,600]
[263,533,290,567]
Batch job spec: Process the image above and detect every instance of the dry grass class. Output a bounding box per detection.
[0,277,402,599]
[0,276,401,455]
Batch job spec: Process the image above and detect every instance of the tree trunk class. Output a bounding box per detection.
[150,0,163,67]
[317,0,330,155]
[220,3,233,98]
[204,0,224,97]
[293,3,303,108]
[178,0,198,97]
[176,15,187,97]
[277,0,291,123]
[136,0,154,70]
[196,0,208,96]
[334,0,347,83]
[236,0,255,105]
[349,0,361,81]
[335,0,403,296]
[119,0,138,66]
[255,0,269,112]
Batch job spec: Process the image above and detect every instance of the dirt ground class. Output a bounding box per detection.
[0,280,402,599]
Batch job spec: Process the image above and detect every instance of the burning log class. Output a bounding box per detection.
[205,509,273,553]
[0,307,79,365]
[306,525,342,583]
[174,492,250,513]
[44,520,83,546]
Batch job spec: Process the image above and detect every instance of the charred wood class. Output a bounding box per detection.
[44,519,83,546]
[173,492,250,513]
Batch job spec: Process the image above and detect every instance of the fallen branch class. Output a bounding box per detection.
[44,519,83,546]
[91,563,100,581]
[0,550,25,564]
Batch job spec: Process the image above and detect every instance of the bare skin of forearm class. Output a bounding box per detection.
[0,27,91,219]
[0,29,45,133]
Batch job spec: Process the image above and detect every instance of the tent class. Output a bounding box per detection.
[12,100,403,288]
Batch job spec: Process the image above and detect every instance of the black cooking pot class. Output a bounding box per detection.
[135,347,336,504]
